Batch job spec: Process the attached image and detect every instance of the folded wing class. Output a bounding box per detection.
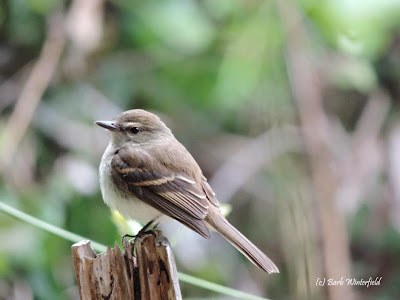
[111,147,212,238]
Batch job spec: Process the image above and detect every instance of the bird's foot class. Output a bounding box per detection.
[121,218,160,244]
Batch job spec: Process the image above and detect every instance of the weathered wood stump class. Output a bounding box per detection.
[72,231,182,300]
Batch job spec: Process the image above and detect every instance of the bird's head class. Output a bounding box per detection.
[95,109,173,147]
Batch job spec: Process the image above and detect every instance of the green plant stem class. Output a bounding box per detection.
[178,272,268,300]
[0,201,269,300]
[0,201,107,252]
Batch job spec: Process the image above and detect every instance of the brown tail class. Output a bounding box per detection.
[205,206,279,274]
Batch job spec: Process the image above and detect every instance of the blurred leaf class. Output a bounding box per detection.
[27,0,61,15]
[135,0,215,54]
[8,0,44,46]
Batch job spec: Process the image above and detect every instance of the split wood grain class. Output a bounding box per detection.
[72,231,182,300]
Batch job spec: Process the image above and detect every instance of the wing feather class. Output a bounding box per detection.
[111,147,211,238]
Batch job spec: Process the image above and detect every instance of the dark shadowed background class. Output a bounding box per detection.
[1,0,400,299]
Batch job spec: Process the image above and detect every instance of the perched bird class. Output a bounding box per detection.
[96,109,279,273]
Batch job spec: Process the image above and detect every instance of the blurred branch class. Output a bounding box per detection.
[388,122,400,231]
[210,126,303,203]
[66,0,104,54]
[64,0,105,77]
[34,103,106,156]
[32,85,122,158]
[0,279,33,300]
[336,90,389,214]
[0,12,66,172]
[278,1,354,300]
[353,90,390,144]
[279,182,321,300]
[0,62,32,112]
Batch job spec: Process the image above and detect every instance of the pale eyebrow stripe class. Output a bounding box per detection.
[124,122,142,127]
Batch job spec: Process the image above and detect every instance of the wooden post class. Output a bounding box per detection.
[72,231,182,300]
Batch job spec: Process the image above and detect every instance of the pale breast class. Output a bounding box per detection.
[99,144,163,224]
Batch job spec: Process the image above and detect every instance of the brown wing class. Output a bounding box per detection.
[111,147,211,238]
[201,175,219,207]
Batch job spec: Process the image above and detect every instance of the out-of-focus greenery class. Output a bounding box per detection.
[1,0,400,299]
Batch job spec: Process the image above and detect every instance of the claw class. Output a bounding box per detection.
[121,216,161,244]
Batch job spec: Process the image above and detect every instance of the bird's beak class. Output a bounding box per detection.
[95,121,119,132]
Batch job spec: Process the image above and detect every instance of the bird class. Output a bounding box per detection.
[96,109,279,273]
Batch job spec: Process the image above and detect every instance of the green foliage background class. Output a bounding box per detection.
[1,0,400,299]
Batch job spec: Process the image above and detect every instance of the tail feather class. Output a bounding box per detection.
[206,207,279,274]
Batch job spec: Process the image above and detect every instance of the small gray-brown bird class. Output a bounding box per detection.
[96,109,279,273]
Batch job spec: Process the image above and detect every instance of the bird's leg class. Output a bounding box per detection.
[140,218,158,233]
[122,233,136,240]
[152,222,160,230]
[121,217,160,243]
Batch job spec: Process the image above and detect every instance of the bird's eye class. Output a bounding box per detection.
[130,127,140,134]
